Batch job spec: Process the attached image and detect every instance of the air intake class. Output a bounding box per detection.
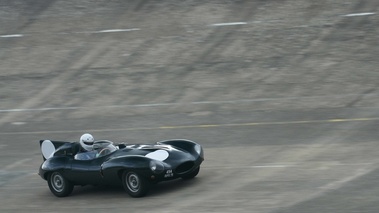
[175,161,195,174]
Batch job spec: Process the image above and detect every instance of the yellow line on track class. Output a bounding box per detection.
[1,117,378,135]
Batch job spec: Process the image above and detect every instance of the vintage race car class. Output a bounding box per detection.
[38,139,204,197]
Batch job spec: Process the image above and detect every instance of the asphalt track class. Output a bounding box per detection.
[1,1,379,212]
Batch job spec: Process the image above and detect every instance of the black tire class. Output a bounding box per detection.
[47,171,74,197]
[122,171,150,197]
[182,166,200,180]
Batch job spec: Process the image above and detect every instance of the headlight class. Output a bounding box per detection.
[149,161,164,174]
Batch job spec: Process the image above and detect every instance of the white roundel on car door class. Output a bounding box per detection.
[145,150,169,161]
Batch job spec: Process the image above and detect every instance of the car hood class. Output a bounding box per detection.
[111,144,192,162]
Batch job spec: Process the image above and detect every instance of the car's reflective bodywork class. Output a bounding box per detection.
[38,139,204,197]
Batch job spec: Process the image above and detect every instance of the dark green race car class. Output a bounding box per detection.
[38,139,204,197]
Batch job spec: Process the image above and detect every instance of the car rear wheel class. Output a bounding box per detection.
[182,166,200,180]
[47,171,74,197]
[122,171,150,197]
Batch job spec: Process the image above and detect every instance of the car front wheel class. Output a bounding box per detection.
[47,171,74,197]
[122,171,150,197]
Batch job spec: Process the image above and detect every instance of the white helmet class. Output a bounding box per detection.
[79,133,95,151]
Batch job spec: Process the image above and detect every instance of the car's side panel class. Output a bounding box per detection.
[63,158,102,185]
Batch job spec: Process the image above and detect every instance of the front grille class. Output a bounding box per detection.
[175,161,194,174]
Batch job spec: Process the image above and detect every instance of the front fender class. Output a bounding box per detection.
[157,139,204,159]
[100,155,157,182]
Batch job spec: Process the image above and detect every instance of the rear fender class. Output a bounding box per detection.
[39,156,70,179]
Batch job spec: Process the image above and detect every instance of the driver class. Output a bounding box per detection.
[75,133,96,160]
[79,133,95,151]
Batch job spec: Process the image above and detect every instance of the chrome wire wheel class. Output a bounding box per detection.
[47,171,74,197]
[122,171,150,197]
[51,173,65,192]
[126,173,140,193]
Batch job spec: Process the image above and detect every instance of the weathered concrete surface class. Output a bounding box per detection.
[1,1,379,212]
